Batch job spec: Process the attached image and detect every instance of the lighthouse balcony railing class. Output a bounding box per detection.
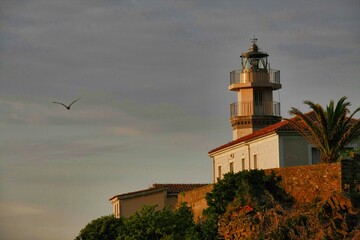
[230,101,281,118]
[230,69,280,85]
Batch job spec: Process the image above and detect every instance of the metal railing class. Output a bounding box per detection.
[230,69,280,85]
[230,101,281,117]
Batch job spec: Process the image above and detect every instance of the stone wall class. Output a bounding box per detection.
[341,152,360,192]
[177,184,213,222]
[178,156,360,222]
[264,163,341,203]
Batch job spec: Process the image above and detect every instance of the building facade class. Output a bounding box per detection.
[209,120,312,182]
[109,183,208,218]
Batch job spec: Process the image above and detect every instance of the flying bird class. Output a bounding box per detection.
[52,98,81,110]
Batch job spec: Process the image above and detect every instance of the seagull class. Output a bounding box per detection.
[52,98,81,110]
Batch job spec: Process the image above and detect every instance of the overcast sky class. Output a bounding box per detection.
[0,0,359,239]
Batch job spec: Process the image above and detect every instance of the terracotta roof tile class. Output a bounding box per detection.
[152,183,209,193]
[109,183,209,200]
[208,119,296,154]
[208,111,358,155]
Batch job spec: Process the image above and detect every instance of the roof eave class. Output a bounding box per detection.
[208,131,278,156]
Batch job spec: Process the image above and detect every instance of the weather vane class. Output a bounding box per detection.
[251,34,258,44]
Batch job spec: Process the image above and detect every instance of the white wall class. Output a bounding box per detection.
[249,134,280,170]
[281,134,309,167]
[211,133,360,183]
[211,133,280,182]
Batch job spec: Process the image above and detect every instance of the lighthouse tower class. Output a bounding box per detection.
[229,38,282,140]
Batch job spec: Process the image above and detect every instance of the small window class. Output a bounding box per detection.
[311,148,320,164]
[229,162,234,173]
[114,202,120,218]
[253,154,258,169]
[218,165,222,180]
[241,158,245,171]
[254,91,263,106]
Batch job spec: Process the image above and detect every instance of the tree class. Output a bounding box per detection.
[75,204,199,240]
[75,215,123,240]
[287,96,360,163]
[202,170,292,239]
[117,203,197,240]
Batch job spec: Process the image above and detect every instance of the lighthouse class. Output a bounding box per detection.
[229,38,282,140]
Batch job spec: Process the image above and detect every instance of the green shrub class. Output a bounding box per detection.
[75,215,123,240]
[202,169,293,239]
[117,203,197,240]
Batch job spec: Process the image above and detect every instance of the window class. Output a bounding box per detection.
[254,91,263,106]
[114,202,120,218]
[254,91,263,115]
[253,154,258,169]
[218,165,222,180]
[241,158,245,171]
[311,148,320,164]
[229,162,234,173]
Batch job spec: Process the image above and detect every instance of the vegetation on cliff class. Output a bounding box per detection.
[201,169,293,239]
[217,190,360,239]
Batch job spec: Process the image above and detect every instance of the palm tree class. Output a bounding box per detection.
[286,96,360,163]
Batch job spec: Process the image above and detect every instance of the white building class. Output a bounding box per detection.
[209,119,317,182]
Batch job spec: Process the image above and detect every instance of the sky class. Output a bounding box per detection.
[0,0,359,239]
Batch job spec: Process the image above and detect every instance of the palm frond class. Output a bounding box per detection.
[287,97,360,163]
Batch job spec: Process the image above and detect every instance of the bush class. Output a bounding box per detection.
[205,170,292,215]
[117,203,197,240]
[202,169,293,239]
[75,215,123,240]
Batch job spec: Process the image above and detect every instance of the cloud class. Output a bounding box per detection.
[0,201,44,217]
[278,42,352,60]
[0,97,130,125]
[107,126,142,136]
[0,138,128,163]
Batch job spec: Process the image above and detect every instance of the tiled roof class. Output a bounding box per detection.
[109,183,209,201]
[109,187,164,201]
[152,183,209,193]
[208,119,296,155]
[208,111,359,155]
